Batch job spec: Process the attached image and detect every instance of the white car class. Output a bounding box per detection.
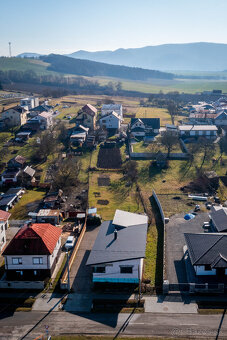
[65,236,75,250]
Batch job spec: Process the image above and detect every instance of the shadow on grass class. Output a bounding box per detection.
[149,196,164,290]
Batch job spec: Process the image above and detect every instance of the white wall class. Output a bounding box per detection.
[5,255,49,270]
[92,258,143,283]
[100,115,120,129]
[49,237,61,267]
[194,265,216,276]
[0,222,6,252]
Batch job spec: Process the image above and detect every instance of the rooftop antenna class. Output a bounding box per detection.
[8,42,12,57]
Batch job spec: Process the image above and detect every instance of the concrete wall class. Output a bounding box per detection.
[92,258,142,283]
[0,222,6,252]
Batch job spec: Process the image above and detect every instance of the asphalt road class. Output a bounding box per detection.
[0,310,227,340]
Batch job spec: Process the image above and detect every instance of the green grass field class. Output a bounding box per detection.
[10,189,45,219]
[0,57,56,75]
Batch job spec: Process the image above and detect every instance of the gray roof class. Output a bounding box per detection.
[86,219,148,266]
[113,209,148,228]
[185,233,227,268]
[210,206,227,232]
[24,166,36,177]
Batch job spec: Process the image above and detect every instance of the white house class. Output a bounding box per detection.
[178,125,218,138]
[130,118,160,137]
[101,104,123,121]
[185,233,227,277]
[0,210,11,253]
[1,106,28,127]
[20,97,39,110]
[86,210,148,284]
[3,223,62,280]
[99,111,121,130]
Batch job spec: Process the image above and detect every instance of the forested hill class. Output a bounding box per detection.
[40,54,174,80]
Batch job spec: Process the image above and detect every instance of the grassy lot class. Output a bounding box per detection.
[89,172,143,221]
[10,189,46,219]
[132,141,182,153]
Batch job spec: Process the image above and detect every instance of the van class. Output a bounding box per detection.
[65,236,75,250]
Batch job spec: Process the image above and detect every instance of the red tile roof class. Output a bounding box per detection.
[3,223,61,256]
[0,210,11,222]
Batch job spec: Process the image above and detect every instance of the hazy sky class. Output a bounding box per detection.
[1,0,227,56]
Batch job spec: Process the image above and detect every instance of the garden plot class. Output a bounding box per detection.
[97,147,122,169]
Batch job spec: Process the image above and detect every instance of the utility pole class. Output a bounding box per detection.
[8,42,12,58]
[138,264,141,303]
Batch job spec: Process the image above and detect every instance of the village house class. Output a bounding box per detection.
[29,112,53,130]
[7,155,26,169]
[130,118,160,138]
[101,104,123,121]
[1,106,28,127]
[29,104,53,117]
[214,110,227,127]
[188,113,216,125]
[0,210,11,253]
[75,104,97,130]
[99,111,121,131]
[1,168,21,186]
[185,233,227,279]
[86,210,148,284]
[70,125,89,145]
[178,125,218,139]
[2,223,62,280]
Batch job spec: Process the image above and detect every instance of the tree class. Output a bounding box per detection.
[32,131,57,161]
[197,137,215,172]
[50,157,80,190]
[122,160,138,185]
[167,101,178,125]
[159,131,178,157]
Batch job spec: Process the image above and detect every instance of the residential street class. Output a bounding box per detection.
[0,310,227,340]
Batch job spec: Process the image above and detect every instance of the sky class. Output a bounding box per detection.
[1,0,227,56]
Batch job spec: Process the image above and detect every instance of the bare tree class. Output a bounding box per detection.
[32,131,57,162]
[159,131,178,157]
[122,160,138,185]
[197,137,215,172]
[167,101,178,125]
[50,157,81,190]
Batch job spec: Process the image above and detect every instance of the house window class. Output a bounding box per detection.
[102,120,106,123]
[93,266,105,273]
[33,257,43,264]
[120,266,133,274]
[204,265,211,271]
[12,258,22,265]
[2,237,4,243]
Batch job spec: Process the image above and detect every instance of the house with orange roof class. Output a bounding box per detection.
[2,223,62,280]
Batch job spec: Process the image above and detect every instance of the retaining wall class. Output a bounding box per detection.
[0,280,44,289]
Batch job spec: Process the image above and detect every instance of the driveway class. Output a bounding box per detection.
[69,224,100,293]
[165,211,209,284]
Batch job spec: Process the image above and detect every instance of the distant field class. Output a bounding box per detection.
[0,57,56,75]
[1,57,227,94]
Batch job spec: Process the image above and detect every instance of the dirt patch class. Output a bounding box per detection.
[97,147,122,169]
[97,200,109,205]
[98,176,110,186]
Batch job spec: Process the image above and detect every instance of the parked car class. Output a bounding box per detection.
[194,204,200,212]
[65,236,75,250]
[203,222,210,229]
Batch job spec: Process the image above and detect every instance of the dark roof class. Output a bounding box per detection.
[5,187,23,197]
[30,105,50,112]
[211,207,227,232]
[3,223,61,256]
[0,195,17,207]
[86,220,147,266]
[185,233,227,268]
[131,118,160,129]
[7,106,23,113]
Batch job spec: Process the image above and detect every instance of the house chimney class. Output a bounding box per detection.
[114,229,118,240]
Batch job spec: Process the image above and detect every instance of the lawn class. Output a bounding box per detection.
[10,189,46,219]
[89,172,144,221]
[132,141,182,154]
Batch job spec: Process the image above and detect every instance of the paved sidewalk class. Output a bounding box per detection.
[144,295,197,313]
